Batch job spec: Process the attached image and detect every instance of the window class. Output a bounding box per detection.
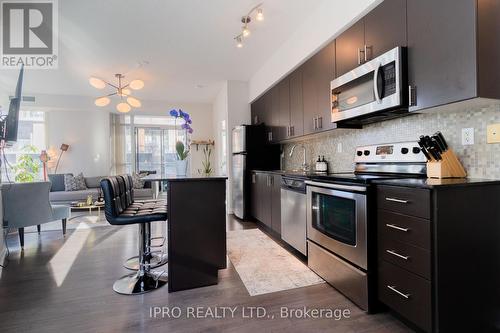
[112,114,187,176]
[1,111,46,182]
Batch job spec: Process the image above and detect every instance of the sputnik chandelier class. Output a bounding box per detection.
[234,3,264,48]
[89,74,144,113]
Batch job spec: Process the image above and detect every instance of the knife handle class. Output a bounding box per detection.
[434,132,448,150]
[418,139,432,161]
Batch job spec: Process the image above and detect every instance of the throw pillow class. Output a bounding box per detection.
[132,173,145,189]
[48,173,72,192]
[64,173,88,191]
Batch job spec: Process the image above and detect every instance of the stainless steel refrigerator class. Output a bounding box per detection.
[231,125,280,219]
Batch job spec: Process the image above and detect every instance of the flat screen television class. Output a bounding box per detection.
[1,66,24,144]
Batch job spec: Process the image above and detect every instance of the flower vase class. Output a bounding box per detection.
[176,159,188,176]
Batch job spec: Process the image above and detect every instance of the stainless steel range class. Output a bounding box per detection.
[306,141,426,312]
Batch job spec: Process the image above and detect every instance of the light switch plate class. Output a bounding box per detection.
[487,124,500,143]
[462,128,474,145]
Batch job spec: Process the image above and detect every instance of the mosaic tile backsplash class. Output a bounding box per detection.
[283,103,500,179]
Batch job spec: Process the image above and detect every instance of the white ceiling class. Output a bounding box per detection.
[0,0,322,104]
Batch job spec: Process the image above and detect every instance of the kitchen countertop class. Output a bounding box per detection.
[142,174,228,182]
[251,169,328,179]
[372,177,500,189]
[251,170,500,188]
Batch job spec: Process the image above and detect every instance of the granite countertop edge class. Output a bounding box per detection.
[250,170,500,188]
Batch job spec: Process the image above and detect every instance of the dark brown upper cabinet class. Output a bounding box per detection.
[407,0,500,112]
[251,96,265,125]
[303,41,336,135]
[277,78,290,141]
[270,85,281,142]
[364,0,407,60]
[335,20,365,77]
[289,68,304,137]
[407,0,476,112]
[336,0,406,77]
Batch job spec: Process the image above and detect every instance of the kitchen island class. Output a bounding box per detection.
[143,175,227,292]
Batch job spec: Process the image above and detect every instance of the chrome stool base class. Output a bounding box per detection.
[123,253,168,270]
[113,271,168,295]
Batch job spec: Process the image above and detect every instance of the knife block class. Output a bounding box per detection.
[426,149,467,178]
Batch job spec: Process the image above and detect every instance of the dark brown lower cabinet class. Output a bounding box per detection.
[250,172,281,236]
[270,174,281,234]
[376,183,500,332]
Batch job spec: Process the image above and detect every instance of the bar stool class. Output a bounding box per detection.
[120,175,168,270]
[100,175,168,295]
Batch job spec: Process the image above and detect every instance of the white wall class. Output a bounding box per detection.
[46,109,111,176]
[212,81,251,214]
[213,82,229,176]
[248,0,382,102]
[33,94,214,177]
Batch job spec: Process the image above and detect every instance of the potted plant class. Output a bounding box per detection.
[170,109,193,176]
[12,145,41,183]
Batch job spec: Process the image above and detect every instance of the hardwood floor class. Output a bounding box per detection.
[0,215,413,333]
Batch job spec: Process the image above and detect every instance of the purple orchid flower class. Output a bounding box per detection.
[169,109,178,117]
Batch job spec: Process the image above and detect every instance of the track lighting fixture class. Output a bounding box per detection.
[234,3,264,48]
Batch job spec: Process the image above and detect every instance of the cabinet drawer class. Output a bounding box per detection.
[378,210,431,249]
[378,261,432,333]
[377,186,431,219]
[379,236,431,279]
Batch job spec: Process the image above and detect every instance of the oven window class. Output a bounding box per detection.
[311,192,356,246]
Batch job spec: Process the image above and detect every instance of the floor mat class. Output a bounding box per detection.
[227,228,324,296]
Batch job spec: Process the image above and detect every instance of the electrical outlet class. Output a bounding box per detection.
[462,128,474,145]
[487,124,500,143]
[337,142,343,153]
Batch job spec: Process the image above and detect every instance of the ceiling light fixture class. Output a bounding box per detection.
[236,36,244,48]
[89,73,144,113]
[234,3,264,48]
[256,8,264,21]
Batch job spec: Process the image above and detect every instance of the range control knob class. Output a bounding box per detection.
[412,147,421,154]
[401,147,409,154]
[357,151,363,156]
[363,150,370,156]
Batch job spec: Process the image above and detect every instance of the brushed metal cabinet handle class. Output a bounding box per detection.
[386,224,410,232]
[409,85,417,106]
[385,197,409,204]
[387,285,411,299]
[358,47,364,65]
[364,44,368,62]
[318,116,322,129]
[386,249,410,261]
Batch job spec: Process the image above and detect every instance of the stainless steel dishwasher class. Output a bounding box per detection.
[281,177,307,256]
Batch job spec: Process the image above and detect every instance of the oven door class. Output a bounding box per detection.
[306,182,368,270]
[330,46,404,123]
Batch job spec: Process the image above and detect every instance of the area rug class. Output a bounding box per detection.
[227,228,324,296]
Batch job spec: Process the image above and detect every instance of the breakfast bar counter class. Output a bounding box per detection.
[143,175,227,292]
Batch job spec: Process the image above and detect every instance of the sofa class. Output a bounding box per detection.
[48,174,154,204]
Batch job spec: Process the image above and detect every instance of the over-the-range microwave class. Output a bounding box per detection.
[331,46,408,125]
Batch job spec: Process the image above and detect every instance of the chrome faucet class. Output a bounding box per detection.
[289,144,309,172]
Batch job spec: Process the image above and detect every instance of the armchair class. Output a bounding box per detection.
[2,182,70,248]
